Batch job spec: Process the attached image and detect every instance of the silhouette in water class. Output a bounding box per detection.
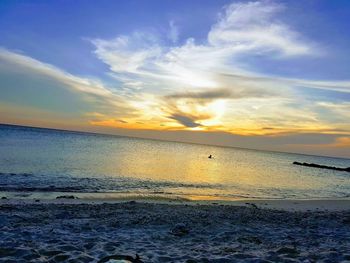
[293,161,350,172]
[208,155,213,159]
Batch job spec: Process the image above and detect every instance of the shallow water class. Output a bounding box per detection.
[0,124,349,200]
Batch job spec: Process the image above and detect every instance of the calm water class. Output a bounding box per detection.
[0,124,349,200]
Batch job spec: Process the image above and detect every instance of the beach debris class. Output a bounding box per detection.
[208,154,213,159]
[293,161,350,172]
[56,195,77,199]
[171,223,190,236]
[98,254,143,263]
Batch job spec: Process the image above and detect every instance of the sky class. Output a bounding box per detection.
[0,0,349,158]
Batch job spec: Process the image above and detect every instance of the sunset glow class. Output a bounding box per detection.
[0,0,349,157]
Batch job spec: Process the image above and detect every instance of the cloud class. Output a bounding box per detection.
[2,1,349,143]
[316,102,350,120]
[0,48,134,120]
[165,87,276,100]
[0,48,113,98]
[285,136,350,152]
[168,21,179,43]
[166,88,233,100]
[168,114,201,128]
[89,0,320,98]
[208,1,313,56]
[91,32,161,75]
[87,1,350,135]
[221,72,350,94]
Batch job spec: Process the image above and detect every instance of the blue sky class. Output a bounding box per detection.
[0,0,349,157]
[1,0,350,79]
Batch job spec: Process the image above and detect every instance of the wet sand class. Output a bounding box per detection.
[1,199,350,262]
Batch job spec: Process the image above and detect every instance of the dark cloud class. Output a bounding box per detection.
[168,114,201,128]
[166,88,231,100]
[163,87,276,127]
[165,87,276,101]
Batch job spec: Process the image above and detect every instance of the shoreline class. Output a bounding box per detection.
[2,196,350,211]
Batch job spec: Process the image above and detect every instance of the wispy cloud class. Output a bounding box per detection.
[165,87,276,100]
[168,20,179,43]
[0,48,132,119]
[208,1,314,56]
[0,48,112,98]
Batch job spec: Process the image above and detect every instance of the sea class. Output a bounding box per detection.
[0,124,349,201]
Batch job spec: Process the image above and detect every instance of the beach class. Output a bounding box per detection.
[1,125,350,262]
[1,199,350,263]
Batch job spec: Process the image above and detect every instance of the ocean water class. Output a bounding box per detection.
[0,124,349,201]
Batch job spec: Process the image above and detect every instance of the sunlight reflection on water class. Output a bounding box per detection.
[0,124,349,200]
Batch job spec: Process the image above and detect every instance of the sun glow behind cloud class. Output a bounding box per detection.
[86,1,349,137]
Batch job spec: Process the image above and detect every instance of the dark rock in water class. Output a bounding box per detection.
[171,223,190,236]
[56,195,77,199]
[98,254,143,263]
[293,161,350,172]
[1,196,7,200]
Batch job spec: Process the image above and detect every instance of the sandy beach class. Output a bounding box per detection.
[1,199,350,262]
